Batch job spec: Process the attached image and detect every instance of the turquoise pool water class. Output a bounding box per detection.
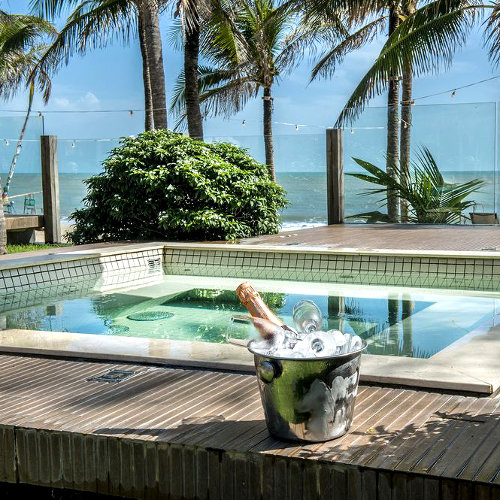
[3,276,499,358]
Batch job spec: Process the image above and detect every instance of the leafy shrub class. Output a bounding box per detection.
[70,130,288,243]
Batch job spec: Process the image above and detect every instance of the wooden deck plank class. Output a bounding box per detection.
[359,392,449,469]
[237,224,500,253]
[0,353,500,498]
[389,397,477,473]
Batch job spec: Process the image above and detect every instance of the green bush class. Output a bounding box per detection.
[70,130,288,243]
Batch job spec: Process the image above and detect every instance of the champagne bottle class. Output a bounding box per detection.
[236,282,285,327]
[236,282,295,341]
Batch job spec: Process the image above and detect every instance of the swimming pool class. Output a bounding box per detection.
[3,274,498,359]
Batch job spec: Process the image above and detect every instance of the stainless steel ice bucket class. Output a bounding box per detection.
[248,340,366,442]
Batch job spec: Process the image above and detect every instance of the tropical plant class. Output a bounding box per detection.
[347,146,486,224]
[70,129,288,243]
[0,12,56,253]
[171,0,300,180]
[31,0,168,130]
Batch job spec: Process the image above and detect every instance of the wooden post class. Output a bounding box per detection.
[326,128,344,224]
[41,135,61,243]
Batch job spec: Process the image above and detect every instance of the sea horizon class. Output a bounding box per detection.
[5,170,498,231]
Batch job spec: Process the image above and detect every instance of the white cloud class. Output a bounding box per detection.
[80,91,99,107]
[53,97,71,108]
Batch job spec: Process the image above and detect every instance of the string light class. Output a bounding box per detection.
[350,129,354,134]
[129,110,134,116]
[4,139,9,146]
[71,140,76,148]
[242,120,246,127]
[37,112,42,118]
[295,124,299,131]
[450,90,456,98]
[413,74,500,101]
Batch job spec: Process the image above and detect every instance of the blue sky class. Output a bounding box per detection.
[2,0,499,141]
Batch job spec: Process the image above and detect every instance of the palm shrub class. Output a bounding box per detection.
[70,130,288,243]
[348,147,485,224]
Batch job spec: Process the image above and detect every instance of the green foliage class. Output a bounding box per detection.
[70,129,288,243]
[348,146,486,224]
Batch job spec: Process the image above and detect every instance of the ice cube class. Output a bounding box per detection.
[301,331,338,357]
[326,329,347,354]
[350,335,363,352]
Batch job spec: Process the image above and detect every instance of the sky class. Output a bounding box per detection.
[1,0,499,141]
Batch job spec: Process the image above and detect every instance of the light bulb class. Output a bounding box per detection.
[129,110,134,116]
[295,124,299,131]
[4,139,9,146]
[450,90,456,98]
[350,129,354,135]
[71,141,76,149]
[37,112,42,118]
[242,120,246,127]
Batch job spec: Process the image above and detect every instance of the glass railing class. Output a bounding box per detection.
[0,101,497,232]
[343,102,499,221]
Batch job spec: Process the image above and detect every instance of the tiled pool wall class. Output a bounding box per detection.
[1,244,500,312]
[163,247,500,291]
[0,248,163,311]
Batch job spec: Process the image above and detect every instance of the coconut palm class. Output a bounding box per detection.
[171,0,301,179]
[31,0,168,130]
[0,12,55,253]
[296,0,480,221]
[348,146,486,224]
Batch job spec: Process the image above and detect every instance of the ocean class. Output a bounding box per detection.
[6,171,498,231]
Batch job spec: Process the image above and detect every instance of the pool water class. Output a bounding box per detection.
[3,275,499,358]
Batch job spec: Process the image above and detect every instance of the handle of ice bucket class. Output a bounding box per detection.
[257,360,282,383]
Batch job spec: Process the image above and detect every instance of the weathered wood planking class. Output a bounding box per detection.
[0,353,498,498]
[237,223,500,252]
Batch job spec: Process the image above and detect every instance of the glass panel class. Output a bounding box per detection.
[0,113,44,215]
[344,102,499,222]
[206,133,327,230]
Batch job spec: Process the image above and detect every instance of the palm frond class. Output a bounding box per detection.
[310,16,387,81]
[0,13,56,101]
[485,1,500,66]
[33,0,133,86]
[336,0,480,126]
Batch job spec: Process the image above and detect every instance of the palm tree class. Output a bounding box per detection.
[31,0,168,130]
[171,0,299,180]
[0,12,55,253]
[297,0,479,221]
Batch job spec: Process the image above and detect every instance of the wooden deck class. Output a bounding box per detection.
[0,353,499,498]
[240,224,500,253]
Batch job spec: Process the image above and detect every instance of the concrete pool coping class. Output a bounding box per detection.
[2,240,500,272]
[0,326,498,394]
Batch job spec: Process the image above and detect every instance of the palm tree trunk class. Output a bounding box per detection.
[0,181,6,255]
[4,82,34,197]
[142,0,167,129]
[138,8,154,131]
[386,7,401,222]
[184,15,204,140]
[400,64,412,223]
[263,87,275,180]
[399,0,416,223]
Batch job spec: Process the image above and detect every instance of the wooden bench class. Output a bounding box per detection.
[5,215,44,244]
